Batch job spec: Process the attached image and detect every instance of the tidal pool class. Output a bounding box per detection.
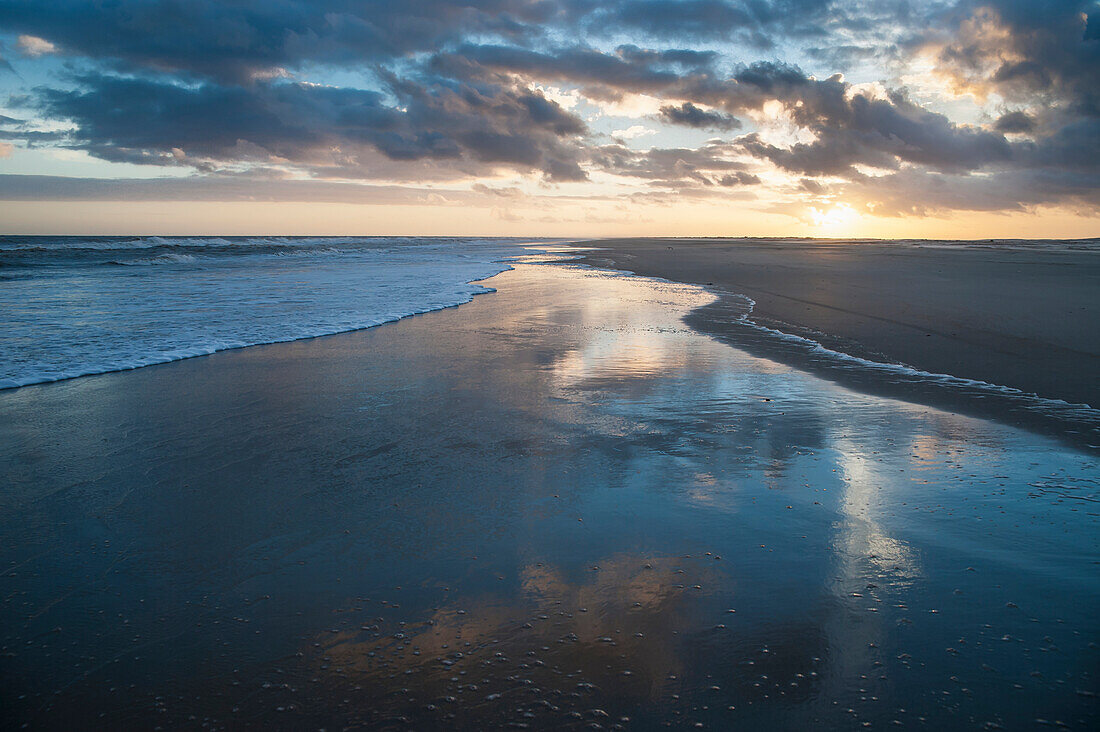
[1,257,1097,729]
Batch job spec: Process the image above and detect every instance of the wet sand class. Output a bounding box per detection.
[575,238,1100,409]
[1,256,1098,730]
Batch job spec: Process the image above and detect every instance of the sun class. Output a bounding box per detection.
[809,203,859,233]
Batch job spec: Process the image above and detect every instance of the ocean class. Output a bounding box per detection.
[0,236,541,389]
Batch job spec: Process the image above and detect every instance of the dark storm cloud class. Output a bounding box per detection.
[430,43,701,93]
[1016,117,1100,172]
[737,89,1012,176]
[644,61,855,124]
[994,110,1035,133]
[0,1,839,81]
[658,102,742,130]
[614,45,720,68]
[33,73,589,181]
[587,0,834,42]
[0,0,566,81]
[930,0,1100,115]
[0,0,832,84]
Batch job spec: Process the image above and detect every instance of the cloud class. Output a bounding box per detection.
[926,1,1100,115]
[0,173,474,204]
[591,140,759,189]
[586,0,834,43]
[431,43,698,94]
[994,110,1035,133]
[612,124,657,139]
[16,34,57,57]
[471,183,523,197]
[737,88,1013,176]
[33,72,589,181]
[1017,117,1100,173]
[843,167,1100,216]
[0,142,13,158]
[718,171,761,185]
[658,102,741,130]
[598,0,760,38]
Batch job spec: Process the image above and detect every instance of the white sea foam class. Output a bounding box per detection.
[0,237,542,389]
[727,294,1097,417]
[110,252,199,266]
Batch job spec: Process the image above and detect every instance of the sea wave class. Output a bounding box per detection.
[0,236,233,251]
[0,237,541,390]
[0,295,493,390]
[0,234,521,253]
[108,252,199,266]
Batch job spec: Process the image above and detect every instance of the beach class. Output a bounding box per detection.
[5,0,1100,727]
[1,250,1097,730]
[576,238,1100,411]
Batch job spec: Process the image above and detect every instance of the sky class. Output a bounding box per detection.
[0,0,1097,237]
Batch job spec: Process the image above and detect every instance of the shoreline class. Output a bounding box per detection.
[6,239,1098,451]
[573,237,1100,442]
[0,236,554,391]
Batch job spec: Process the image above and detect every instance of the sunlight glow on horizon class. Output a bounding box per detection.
[0,198,1096,240]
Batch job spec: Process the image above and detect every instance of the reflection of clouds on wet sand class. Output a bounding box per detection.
[544,271,714,386]
[683,471,742,513]
[302,554,720,726]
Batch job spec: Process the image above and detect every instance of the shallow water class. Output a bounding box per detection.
[1,257,1097,729]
